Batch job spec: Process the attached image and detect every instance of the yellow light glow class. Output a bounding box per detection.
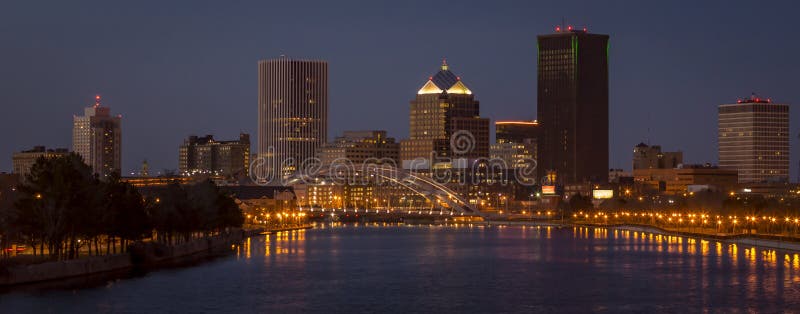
[445,81,472,94]
[496,120,538,125]
[417,80,443,94]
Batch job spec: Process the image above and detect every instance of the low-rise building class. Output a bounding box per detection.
[318,130,399,166]
[495,120,539,145]
[490,142,536,171]
[634,164,737,194]
[608,168,633,184]
[122,175,197,188]
[12,146,70,179]
[179,133,250,178]
[633,143,683,170]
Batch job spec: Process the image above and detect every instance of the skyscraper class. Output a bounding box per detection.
[718,94,789,183]
[258,57,328,183]
[400,60,489,167]
[537,27,609,184]
[72,95,122,178]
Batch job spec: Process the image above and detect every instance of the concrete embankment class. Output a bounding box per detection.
[0,254,133,287]
[259,225,313,235]
[128,231,245,267]
[0,230,250,288]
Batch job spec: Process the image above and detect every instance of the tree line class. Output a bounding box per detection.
[0,153,243,260]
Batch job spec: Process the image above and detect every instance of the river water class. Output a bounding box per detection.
[2,223,800,313]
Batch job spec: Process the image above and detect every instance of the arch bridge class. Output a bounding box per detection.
[284,166,485,218]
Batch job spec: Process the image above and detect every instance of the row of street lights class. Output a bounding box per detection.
[573,210,800,236]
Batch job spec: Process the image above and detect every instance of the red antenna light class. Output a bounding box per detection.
[556,26,561,32]
[567,25,572,31]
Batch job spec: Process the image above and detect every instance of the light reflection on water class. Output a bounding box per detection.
[2,224,800,313]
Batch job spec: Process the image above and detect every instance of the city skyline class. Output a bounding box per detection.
[2,1,799,179]
[3,2,800,310]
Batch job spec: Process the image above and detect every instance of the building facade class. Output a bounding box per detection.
[632,143,683,170]
[537,28,609,184]
[258,58,328,184]
[608,168,632,184]
[400,60,489,168]
[492,120,539,174]
[718,95,789,183]
[496,120,539,144]
[72,95,122,178]
[318,130,400,166]
[633,164,738,194]
[179,133,250,177]
[12,146,69,179]
[490,143,536,171]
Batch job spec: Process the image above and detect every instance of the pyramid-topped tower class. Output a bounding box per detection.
[417,60,472,95]
[400,60,488,167]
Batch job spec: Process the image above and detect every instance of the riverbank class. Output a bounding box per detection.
[0,229,250,288]
[600,223,800,252]
[484,219,800,252]
[259,225,314,235]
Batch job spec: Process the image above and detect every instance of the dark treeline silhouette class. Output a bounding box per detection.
[0,153,243,260]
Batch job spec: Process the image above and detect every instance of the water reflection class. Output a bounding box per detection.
[4,224,800,313]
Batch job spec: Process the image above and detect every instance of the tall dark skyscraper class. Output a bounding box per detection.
[258,57,328,184]
[537,28,609,184]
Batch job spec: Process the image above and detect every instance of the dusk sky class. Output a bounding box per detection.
[2,0,798,178]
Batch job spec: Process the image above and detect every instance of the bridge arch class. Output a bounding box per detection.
[284,166,485,218]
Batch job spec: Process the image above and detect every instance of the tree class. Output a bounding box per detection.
[14,153,95,259]
[104,173,151,253]
[6,156,244,260]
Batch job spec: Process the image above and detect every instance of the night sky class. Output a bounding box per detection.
[2,0,799,179]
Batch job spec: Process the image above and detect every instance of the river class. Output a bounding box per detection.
[2,223,800,313]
